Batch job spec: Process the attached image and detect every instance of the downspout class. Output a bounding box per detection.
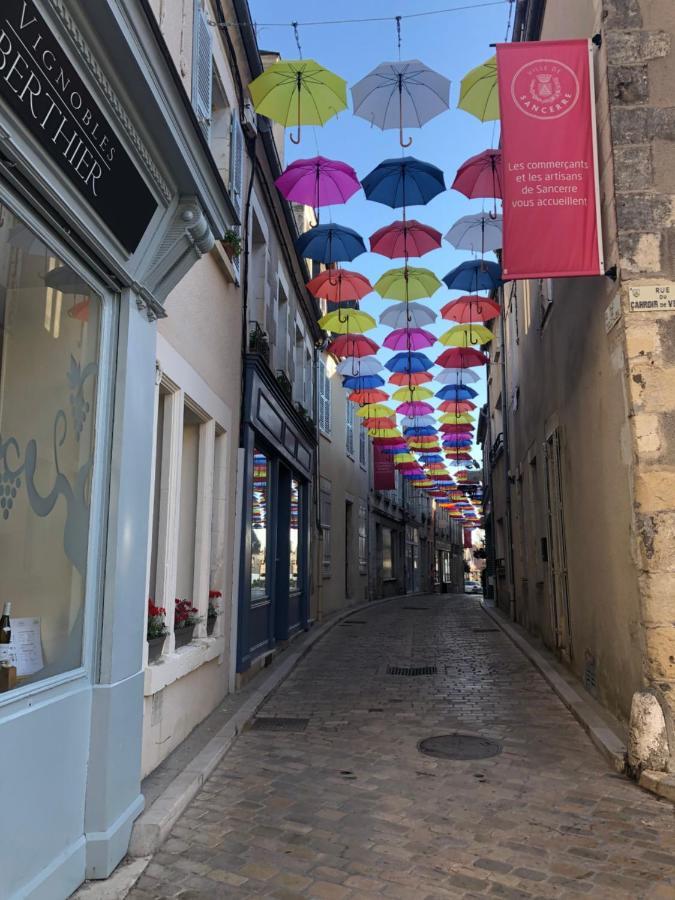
[500,292,517,620]
[313,345,324,622]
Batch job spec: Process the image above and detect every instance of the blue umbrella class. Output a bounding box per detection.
[385,351,434,373]
[443,260,502,293]
[296,223,366,263]
[342,374,385,390]
[361,157,446,209]
[418,454,444,463]
[436,384,478,400]
[404,426,437,437]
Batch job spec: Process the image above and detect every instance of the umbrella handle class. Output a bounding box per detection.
[290,123,301,144]
[398,82,412,147]
[290,86,302,144]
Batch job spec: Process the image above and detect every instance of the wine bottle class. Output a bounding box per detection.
[0,602,11,644]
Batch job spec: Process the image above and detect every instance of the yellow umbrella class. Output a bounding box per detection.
[439,413,475,425]
[439,324,495,347]
[367,427,400,438]
[392,386,434,401]
[319,310,376,334]
[458,56,499,122]
[356,404,394,418]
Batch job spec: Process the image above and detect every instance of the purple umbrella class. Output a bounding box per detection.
[276,156,360,222]
[383,327,436,351]
[397,401,434,416]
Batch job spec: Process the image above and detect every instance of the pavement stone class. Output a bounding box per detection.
[128,595,675,899]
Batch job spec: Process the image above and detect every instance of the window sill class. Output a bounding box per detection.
[144,635,226,697]
[211,241,239,285]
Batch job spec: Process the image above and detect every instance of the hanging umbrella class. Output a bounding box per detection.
[443,260,502,293]
[439,324,495,347]
[435,368,480,384]
[436,384,479,400]
[275,156,360,217]
[351,59,451,147]
[397,401,434,416]
[248,59,347,144]
[374,267,441,301]
[307,269,373,302]
[457,56,499,123]
[383,327,436,351]
[445,214,503,254]
[439,400,477,412]
[329,334,379,358]
[400,415,436,427]
[296,224,366,263]
[342,374,385,390]
[356,403,395,419]
[441,424,474,434]
[389,371,433,386]
[370,220,442,259]
[451,149,502,218]
[404,427,437,438]
[392,386,434,401]
[363,416,397,429]
[385,351,434,373]
[347,389,389,404]
[361,157,445,208]
[368,428,401,439]
[380,302,436,328]
[319,310,376,334]
[436,347,489,368]
[337,356,382,376]
[441,296,500,323]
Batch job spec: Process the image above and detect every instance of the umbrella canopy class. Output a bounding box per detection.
[435,367,481,384]
[368,427,401,438]
[439,400,477,413]
[452,150,502,207]
[329,334,379,358]
[379,301,436,328]
[439,324,495,347]
[248,59,347,144]
[436,347,490,368]
[363,416,396,429]
[397,400,434,416]
[361,157,446,208]
[356,403,395,418]
[319,309,376,334]
[441,424,475,434]
[389,371,433,386]
[441,296,500,323]
[392,386,434,401]
[342,374,385,390]
[403,426,437,437]
[400,415,436,428]
[351,59,451,147]
[457,55,499,122]
[445,213,503,253]
[370,220,442,259]
[307,269,373,302]
[275,156,360,212]
[374,267,442,301]
[383,327,436,351]
[385,351,434,373]
[436,384,479,400]
[337,356,382,376]
[296,224,366,263]
[443,260,502,293]
[347,389,389,404]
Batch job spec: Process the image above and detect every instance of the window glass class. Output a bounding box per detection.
[289,478,300,592]
[382,527,393,579]
[0,212,100,693]
[251,450,269,601]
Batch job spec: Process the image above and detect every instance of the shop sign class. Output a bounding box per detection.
[0,0,157,252]
[496,39,604,279]
[628,283,675,313]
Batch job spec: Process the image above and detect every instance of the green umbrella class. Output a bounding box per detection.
[458,56,499,122]
[318,310,376,334]
[374,266,442,301]
[248,59,347,144]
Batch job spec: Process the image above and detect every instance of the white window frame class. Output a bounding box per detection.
[358,418,367,468]
[345,399,355,458]
[320,480,332,578]
[318,358,331,436]
[191,0,213,138]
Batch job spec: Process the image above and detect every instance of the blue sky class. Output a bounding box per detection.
[248,0,512,459]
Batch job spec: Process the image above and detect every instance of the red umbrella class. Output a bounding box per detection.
[370,220,442,259]
[307,269,373,302]
[362,417,397,429]
[389,371,433,386]
[441,295,500,323]
[436,347,489,368]
[329,334,379,358]
[439,399,476,413]
[347,389,389,404]
[373,437,406,447]
[440,424,474,434]
[452,149,502,203]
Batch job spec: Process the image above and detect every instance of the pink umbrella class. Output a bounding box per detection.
[370,220,442,259]
[383,327,436,351]
[451,149,502,218]
[397,401,434,416]
[276,156,360,221]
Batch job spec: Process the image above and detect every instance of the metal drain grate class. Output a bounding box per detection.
[249,717,309,732]
[387,665,437,676]
[340,619,367,625]
[473,628,499,633]
[418,733,502,760]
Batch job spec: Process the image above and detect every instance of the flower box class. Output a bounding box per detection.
[147,635,165,663]
[174,624,195,649]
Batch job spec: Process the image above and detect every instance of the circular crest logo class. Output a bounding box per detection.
[510,58,580,120]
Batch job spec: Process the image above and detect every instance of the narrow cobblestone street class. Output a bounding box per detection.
[129,596,675,900]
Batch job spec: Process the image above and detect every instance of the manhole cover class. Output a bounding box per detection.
[249,717,309,732]
[387,665,437,676]
[418,733,502,760]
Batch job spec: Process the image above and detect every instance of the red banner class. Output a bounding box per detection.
[463,529,473,549]
[496,40,604,279]
[373,444,395,490]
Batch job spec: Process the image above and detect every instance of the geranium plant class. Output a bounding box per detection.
[208,590,222,622]
[147,599,168,640]
[174,598,201,630]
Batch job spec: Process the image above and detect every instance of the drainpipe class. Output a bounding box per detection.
[500,292,517,620]
[313,345,324,622]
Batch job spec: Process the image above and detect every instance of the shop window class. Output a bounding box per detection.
[358,501,367,574]
[345,400,355,457]
[251,450,269,601]
[382,527,393,579]
[289,478,300,593]
[0,212,101,695]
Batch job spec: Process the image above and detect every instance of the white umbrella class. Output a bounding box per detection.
[337,356,382,376]
[379,301,437,329]
[400,415,436,428]
[445,213,503,254]
[351,59,450,147]
[435,368,480,384]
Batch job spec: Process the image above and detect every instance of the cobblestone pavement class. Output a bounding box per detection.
[129,595,675,899]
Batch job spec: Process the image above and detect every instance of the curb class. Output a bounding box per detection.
[480,601,628,773]
[638,768,675,802]
[128,591,408,859]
